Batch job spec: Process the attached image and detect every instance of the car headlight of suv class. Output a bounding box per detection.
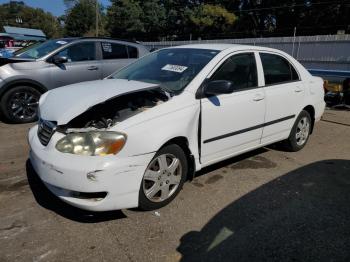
[56,131,127,156]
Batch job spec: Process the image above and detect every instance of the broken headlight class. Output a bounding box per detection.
[55,131,126,156]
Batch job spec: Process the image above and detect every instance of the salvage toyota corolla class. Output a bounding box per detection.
[28,44,325,211]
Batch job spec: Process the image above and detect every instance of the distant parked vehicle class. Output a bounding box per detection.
[0,37,149,123]
[0,41,15,58]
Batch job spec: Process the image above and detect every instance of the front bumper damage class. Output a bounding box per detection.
[28,125,155,211]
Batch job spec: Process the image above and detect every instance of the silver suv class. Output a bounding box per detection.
[0,37,149,123]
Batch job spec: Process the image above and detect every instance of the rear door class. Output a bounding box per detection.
[49,41,102,88]
[99,41,138,77]
[200,52,266,165]
[258,52,304,144]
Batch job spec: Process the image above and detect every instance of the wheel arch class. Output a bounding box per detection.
[0,79,48,99]
[302,105,315,134]
[159,136,196,181]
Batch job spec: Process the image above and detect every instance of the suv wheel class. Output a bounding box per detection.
[1,86,41,123]
[139,144,188,210]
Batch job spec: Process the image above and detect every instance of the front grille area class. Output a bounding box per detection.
[37,119,57,146]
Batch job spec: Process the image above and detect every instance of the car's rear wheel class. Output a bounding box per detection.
[284,110,312,152]
[0,86,41,123]
[139,144,188,210]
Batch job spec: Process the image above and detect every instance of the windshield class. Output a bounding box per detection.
[15,39,72,59]
[111,48,219,93]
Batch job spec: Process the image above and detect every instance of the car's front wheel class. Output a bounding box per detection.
[0,86,41,123]
[139,144,188,210]
[284,110,312,152]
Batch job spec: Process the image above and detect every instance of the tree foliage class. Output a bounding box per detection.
[140,0,166,38]
[226,0,350,38]
[105,0,238,40]
[106,0,145,39]
[190,4,237,36]
[64,0,105,37]
[161,0,198,38]
[1,0,349,41]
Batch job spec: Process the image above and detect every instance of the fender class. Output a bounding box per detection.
[0,79,48,98]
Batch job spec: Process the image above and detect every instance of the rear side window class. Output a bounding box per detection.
[57,42,96,62]
[211,53,258,91]
[127,45,138,58]
[260,53,300,85]
[101,42,128,59]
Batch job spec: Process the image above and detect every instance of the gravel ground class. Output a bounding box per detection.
[0,109,349,262]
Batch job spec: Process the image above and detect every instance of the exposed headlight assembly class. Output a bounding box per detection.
[56,131,126,156]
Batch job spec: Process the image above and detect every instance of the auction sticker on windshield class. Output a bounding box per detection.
[162,64,188,73]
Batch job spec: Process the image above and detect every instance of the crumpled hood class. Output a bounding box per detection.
[39,79,158,125]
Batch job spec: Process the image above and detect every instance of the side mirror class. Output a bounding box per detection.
[204,80,234,96]
[52,55,68,64]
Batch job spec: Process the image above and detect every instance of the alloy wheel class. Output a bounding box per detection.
[142,153,182,203]
[295,116,310,146]
[8,91,39,120]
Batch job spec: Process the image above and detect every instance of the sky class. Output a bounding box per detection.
[0,0,111,16]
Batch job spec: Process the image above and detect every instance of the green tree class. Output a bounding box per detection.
[276,0,350,36]
[139,0,166,40]
[229,0,350,37]
[64,0,96,36]
[161,0,198,40]
[106,0,144,39]
[190,4,237,38]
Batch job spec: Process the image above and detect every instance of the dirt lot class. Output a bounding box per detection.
[0,109,349,262]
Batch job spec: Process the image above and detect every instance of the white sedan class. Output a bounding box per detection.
[28,44,325,211]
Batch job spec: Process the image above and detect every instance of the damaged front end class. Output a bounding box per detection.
[64,87,169,130]
[37,85,170,151]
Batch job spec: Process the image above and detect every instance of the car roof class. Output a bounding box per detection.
[33,37,149,61]
[171,43,237,51]
[169,43,277,53]
[56,37,139,44]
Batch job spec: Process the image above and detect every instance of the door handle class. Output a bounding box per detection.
[295,86,303,93]
[87,66,99,71]
[253,94,265,101]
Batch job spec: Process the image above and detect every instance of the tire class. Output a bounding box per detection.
[139,144,188,210]
[0,86,41,123]
[283,110,312,152]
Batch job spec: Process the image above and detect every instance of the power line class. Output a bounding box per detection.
[164,0,350,13]
[136,23,350,39]
[231,0,350,12]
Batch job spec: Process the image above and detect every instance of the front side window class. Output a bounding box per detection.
[111,48,219,94]
[101,42,128,59]
[210,53,258,91]
[260,53,300,85]
[56,42,96,62]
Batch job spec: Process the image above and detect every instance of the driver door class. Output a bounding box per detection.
[200,52,266,166]
[48,41,102,88]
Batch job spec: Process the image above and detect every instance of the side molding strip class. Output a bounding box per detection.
[203,115,295,144]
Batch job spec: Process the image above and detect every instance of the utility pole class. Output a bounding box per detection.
[292,26,297,57]
[95,0,98,37]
